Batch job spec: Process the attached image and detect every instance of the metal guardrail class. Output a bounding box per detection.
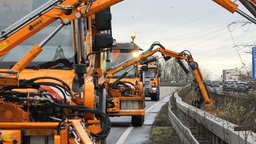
[160,82,187,87]
[168,99,199,144]
[168,91,256,144]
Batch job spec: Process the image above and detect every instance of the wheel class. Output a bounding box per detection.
[100,138,106,144]
[98,88,107,113]
[151,93,159,101]
[151,86,160,101]
[131,115,144,127]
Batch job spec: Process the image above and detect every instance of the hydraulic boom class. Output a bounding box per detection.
[105,42,214,107]
[213,0,256,24]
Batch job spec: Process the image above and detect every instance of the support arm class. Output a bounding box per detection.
[213,0,256,24]
[105,42,214,106]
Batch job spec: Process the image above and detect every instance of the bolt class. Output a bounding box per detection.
[63,18,69,24]
[76,12,81,18]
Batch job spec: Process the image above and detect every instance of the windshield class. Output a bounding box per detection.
[1,24,74,61]
[112,65,135,78]
[107,47,135,78]
[0,0,75,69]
[145,68,156,78]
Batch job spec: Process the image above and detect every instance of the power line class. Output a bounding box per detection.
[139,8,222,40]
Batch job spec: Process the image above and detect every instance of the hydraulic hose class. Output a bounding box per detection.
[176,59,189,74]
[141,41,164,55]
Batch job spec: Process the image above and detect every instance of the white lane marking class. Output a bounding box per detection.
[115,94,172,144]
[146,95,170,113]
[115,127,133,144]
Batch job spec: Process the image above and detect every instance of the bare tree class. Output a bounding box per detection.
[159,59,191,83]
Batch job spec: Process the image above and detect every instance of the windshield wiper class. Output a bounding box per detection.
[38,58,73,69]
[9,64,39,70]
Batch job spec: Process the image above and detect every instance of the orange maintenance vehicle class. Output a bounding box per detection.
[140,57,161,101]
[104,41,145,127]
[104,42,213,126]
[0,0,125,143]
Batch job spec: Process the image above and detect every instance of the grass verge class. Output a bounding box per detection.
[150,103,182,144]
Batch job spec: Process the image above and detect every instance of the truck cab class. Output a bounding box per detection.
[106,42,145,127]
[140,61,161,101]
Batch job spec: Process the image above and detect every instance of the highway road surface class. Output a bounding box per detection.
[106,86,179,144]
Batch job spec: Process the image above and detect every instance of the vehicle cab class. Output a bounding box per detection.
[106,42,145,127]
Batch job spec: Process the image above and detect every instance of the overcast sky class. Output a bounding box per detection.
[110,0,256,80]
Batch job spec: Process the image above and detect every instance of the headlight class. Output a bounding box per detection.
[151,87,157,91]
[132,51,139,57]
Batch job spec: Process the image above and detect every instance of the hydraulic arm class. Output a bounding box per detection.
[0,0,123,86]
[213,0,256,24]
[0,0,123,56]
[105,42,214,106]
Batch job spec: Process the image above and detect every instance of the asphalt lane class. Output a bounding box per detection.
[106,86,179,144]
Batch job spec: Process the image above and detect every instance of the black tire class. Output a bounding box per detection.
[131,115,144,127]
[152,85,160,101]
[151,93,159,101]
[98,87,107,113]
[100,139,106,144]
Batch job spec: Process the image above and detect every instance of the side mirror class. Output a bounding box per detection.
[95,7,112,30]
[93,33,113,51]
[158,69,162,77]
[72,64,87,92]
